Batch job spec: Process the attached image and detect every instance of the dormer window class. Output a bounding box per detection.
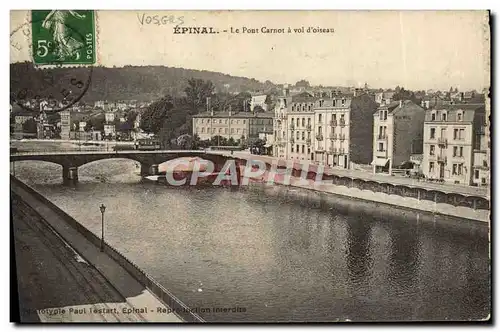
[431,112,436,121]
[319,100,324,107]
[457,112,463,121]
[441,112,447,121]
[341,99,345,106]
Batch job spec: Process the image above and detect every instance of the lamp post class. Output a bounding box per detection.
[99,204,106,252]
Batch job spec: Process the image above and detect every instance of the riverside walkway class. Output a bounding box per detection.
[11,179,183,323]
[226,152,490,199]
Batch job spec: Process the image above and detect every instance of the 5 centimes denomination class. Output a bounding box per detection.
[31,10,96,65]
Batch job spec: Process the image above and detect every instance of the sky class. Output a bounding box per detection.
[10,10,490,91]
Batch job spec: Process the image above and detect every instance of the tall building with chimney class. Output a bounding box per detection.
[372,100,425,174]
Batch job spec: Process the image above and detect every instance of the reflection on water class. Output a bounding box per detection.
[12,160,490,322]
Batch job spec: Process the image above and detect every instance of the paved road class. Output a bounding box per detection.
[11,181,185,323]
[12,196,147,322]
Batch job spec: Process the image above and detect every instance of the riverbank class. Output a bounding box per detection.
[245,169,490,224]
[11,176,197,323]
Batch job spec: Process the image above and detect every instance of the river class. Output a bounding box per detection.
[11,158,490,322]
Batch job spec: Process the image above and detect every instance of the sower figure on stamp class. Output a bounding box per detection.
[42,10,86,61]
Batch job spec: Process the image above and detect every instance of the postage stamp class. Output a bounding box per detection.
[31,10,96,65]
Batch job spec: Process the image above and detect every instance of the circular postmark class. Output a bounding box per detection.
[10,11,95,114]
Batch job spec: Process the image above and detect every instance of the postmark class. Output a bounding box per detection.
[10,10,96,113]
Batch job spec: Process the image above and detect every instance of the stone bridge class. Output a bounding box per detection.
[10,150,240,184]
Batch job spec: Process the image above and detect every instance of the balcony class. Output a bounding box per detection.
[316,146,325,152]
[306,124,312,131]
[306,138,311,146]
[316,134,324,141]
[329,133,337,140]
[375,150,387,157]
[437,137,448,146]
[451,154,465,160]
[339,134,346,141]
[437,155,447,163]
[329,147,337,154]
[290,123,295,130]
[339,120,346,127]
[290,137,295,144]
[330,120,337,127]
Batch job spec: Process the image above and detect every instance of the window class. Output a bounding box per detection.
[459,129,465,140]
[453,146,458,157]
[224,128,228,134]
[379,111,384,120]
[378,142,384,151]
[243,120,246,124]
[483,160,488,167]
[430,145,435,155]
[332,114,337,121]
[302,131,305,140]
[219,119,222,124]
[429,162,435,173]
[308,105,311,111]
[482,178,487,184]
[319,114,322,122]
[475,170,480,179]
[307,118,311,125]
[442,112,447,121]
[457,112,463,121]
[307,147,311,154]
[201,127,205,133]
[302,145,305,153]
[318,126,322,133]
[452,164,457,175]
[430,128,436,139]
[308,132,311,139]
[296,144,299,152]
[431,112,436,121]
[296,131,299,139]
[302,118,305,127]
[458,164,463,175]
[231,128,234,133]
[453,129,458,140]
[459,146,463,157]
[219,128,222,133]
[201,119,204,123]
[291,146,294,152]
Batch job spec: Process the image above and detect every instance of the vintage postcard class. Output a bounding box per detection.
[9,10,491,323]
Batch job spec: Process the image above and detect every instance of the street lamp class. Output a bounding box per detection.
[99,204,106,252]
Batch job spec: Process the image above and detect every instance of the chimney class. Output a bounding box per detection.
[399,100,402,108]
[283,84,289,97]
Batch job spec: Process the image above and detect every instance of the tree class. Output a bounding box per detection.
[22,118,37,133]
[295,79,310,88]
[140,96,174,134]
[184,78,215,112]
[84,122,93,132]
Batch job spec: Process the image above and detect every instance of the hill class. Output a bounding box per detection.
[10,62,277,103]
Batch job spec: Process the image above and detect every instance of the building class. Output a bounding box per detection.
[192,110,273,144]
[485,89,491,190]
[60,110,71,140]
[250,94,268,112]
[273,85,377,167]
[422,104,485,185]
[372,100,425,174]
[375,91,395,105]
[105,112,115,123]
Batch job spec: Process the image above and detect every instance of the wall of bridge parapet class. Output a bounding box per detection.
[10,151,236,170]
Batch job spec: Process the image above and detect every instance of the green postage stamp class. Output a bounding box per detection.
[31,10,95,65]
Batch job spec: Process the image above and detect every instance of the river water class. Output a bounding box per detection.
[12,158,490,322]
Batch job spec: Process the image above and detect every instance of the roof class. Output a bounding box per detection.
[425,104,485,122]
[193,111,274,119]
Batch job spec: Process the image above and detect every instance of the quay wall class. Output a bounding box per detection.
[10,176,204,323]
[244,169,490,224]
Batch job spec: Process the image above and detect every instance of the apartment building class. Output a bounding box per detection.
[273,86,377,168]
[192,110,273,144]
[422,104,485,185]
[372,100,425,174]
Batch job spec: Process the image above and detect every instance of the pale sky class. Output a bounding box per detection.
[10,10,490,91]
